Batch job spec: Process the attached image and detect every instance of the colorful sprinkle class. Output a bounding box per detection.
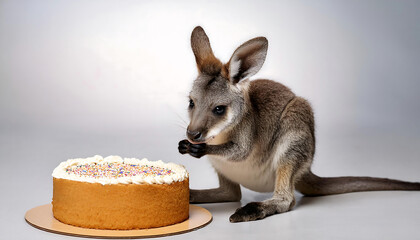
[65,163,174,179]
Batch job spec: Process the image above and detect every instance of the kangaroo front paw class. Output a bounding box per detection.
[178,139,207,158]
[178,140,190,154]
[229,202,266,223]
[188,142,207,158]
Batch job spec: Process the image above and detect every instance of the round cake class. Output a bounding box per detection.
[51,155,189,230]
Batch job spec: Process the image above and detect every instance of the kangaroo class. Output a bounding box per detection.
[178,26,420,223]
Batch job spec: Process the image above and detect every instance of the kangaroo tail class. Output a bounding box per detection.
[296,171,420,196]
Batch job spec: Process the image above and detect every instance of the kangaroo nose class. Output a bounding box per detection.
[187,130,202,141]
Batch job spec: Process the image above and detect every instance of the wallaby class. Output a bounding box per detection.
[178,26,420,223]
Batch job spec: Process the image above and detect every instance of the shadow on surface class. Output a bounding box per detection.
[294,195,327,210]
[195,202,241,215]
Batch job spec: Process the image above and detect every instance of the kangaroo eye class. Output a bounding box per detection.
[188,99,194,109]
[213,106,226,115]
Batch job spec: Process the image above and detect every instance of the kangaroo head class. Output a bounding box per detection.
[186,26,268,144]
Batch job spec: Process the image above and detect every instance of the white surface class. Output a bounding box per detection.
[3,129,420,240]
[1,0,420,239]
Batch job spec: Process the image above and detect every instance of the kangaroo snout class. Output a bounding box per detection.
[187,129,203,142]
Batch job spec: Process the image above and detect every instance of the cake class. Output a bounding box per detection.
[51,155,189,230]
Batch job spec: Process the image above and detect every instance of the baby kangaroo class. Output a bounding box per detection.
[178,26,420,223]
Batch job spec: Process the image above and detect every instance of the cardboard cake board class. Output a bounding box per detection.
[25,204,212,239]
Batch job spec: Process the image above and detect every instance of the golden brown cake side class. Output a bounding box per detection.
[52,177,190,230]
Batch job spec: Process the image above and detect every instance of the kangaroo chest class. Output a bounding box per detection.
[208,154,276,193]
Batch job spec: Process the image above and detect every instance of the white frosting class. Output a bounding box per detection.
[52,155,189,185]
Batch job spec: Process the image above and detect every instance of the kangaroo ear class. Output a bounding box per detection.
[191,26,220,74]
[228,37,268,84]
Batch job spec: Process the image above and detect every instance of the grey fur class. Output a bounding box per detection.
[178,26,420,223]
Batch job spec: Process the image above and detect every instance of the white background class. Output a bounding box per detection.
[1,0,420,239]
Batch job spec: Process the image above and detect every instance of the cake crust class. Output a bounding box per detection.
[52,177,190,230]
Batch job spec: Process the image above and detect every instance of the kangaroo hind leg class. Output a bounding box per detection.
[229,164,296,222]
